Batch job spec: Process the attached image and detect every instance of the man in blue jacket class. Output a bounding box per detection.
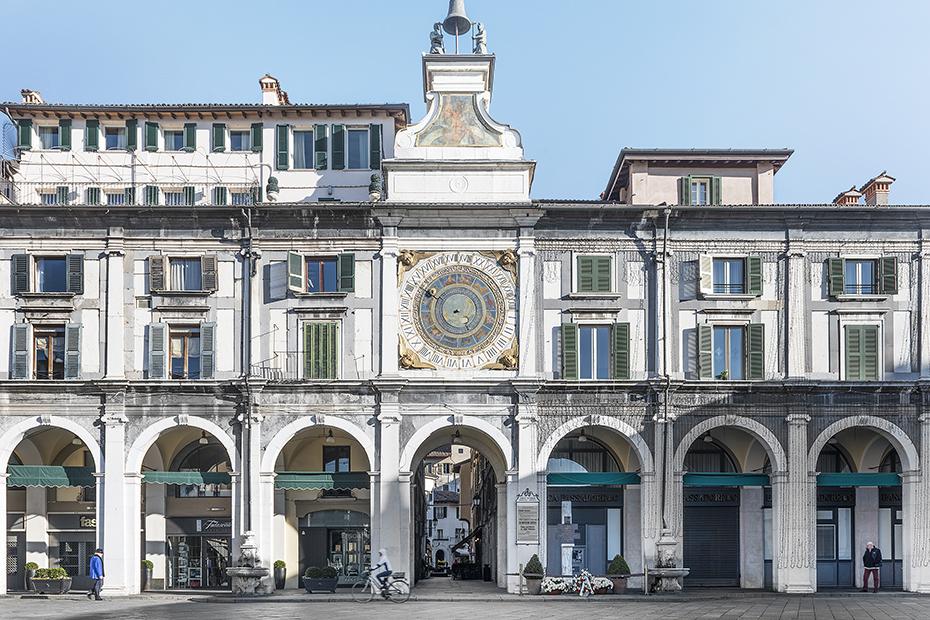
[87,548,104,600]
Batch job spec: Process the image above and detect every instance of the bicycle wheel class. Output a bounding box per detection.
[388,579,410,603]
[352,579,375,603]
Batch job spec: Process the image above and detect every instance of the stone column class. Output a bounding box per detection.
[144,483,167,589]
[103,233,125,378]
[499,480,510,590]
[512,380,542,584]
[374,380,406,574]
[124,474,143,593]
[740,486,765,589]
[777,413,816,593]
[398,470,412,579]
[379,225,400,375]
[516,227,537,376]
[854,486,879,589]
[257,471,277,578]
[920,246,930,377]
[100,393,131,595]
[368,471,381,565]
[24,486,48,569]
[623,484,643,590]
[786,248,806,378]
[905,411,930,591]
[0,473,6,596]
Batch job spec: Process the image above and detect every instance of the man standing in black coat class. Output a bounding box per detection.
[862,541,882,592]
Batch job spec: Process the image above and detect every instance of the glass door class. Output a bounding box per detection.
[327,528,370,584]
[879,508,903,588]
[816,507,853,587]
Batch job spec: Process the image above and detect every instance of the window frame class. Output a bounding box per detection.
[322,445,351,473]
[166,256,204,292]
[843,258,879,296]
[301,320,341,380]
[346,126,370,170]
[37,126,60,150]
[168,324,202,380]
[229,129,251,152]
[34,255,69,293]
[33,324,66,380]
[712,257,746,295]
[293,129,315,169]
[305,256,340,293]
[841,321,881,381]
[711,323,746,381]
[104,126,127,151]
[163,129,185,152]
[576,322,612,381]
[690,177,711,205]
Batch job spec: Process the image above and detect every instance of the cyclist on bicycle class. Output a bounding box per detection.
[373,548,393,594]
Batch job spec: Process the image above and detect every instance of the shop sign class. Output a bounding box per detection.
[167,517,231,535]
[197,519,231,533]
[547,489,624,506]
[515,488,539,545]
[79,516,96,529]
[817,490,855,506]
[684,490,739,506]
[47,514,98,530]
[880,489,902,506]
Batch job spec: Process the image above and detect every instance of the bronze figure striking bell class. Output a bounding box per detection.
[443,0,472,36]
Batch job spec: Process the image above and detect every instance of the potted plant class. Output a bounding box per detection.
[31,567,71,594]
[141,559,154,591]
[607,554,631,594]
[592,576,614,595]
[273,560,286,590]
[539,576,567,595]
[303,566,338,593]
[24,561,38,591]
[522,554,544,594]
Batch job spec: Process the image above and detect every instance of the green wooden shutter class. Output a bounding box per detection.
[711,176,722,205]
[148,323,167,379]
[200,322,216,379]
[58,118,72,151]
[11,324,29,379]
[747,256,763,296]
[746,323,765,380]
[303,322,313,378]
[880,256,898,295]
[338,253,355,292]
[697,324,714,379]
[144,185,159,205]
[250,122,263,152]
[331,124,345,170]
[577,256,594,292]
[862,324,879,380]
[561,324,578,380]
[287,251,304,292]
[149,255,165,292]
[64,324,81,379]
[594,256,612,292]
[126,119,138,151]
[305,322,338,379]
[213,186,228,206]
[314,124,328,170]
[275,124,289,170]
[846,325,862,380]
[86,187,101,205]
[612,322,630,380]
[56,186,69,205]
[679,176,691,206]
[201,255,218,292]
[66,253,84,294]
[183,186,195,205]
[369,123,382,169]
[828,258,845,297]
[85,119,99,151]
[183,123,196,152]
[17,119,32,150]
[144,122,158,151]
[124,186,136,205]
[11,254,29,294]
[211,123,226,152]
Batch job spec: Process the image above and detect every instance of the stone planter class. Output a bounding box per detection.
[25,568,36,591]
[303,577,338,593]
[594,587,611,595]
[32,578,72,594]
[524,575,542,595]
[608,576,628,594]
[274,567,286,590]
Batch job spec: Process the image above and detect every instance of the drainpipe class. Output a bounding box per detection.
[239,206,257,533]
[654,207,675,568]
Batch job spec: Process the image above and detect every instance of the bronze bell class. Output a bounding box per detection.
[443,0,472,36]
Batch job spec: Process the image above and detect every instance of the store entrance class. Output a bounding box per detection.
[166,535,230,589]
[299,510,371,586]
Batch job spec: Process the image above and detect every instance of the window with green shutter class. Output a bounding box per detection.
[144,185,159,206]
[845,324,879,381]
[576,255,612,293]
[697,324,714,379]
[17,119,32,150]
[369,123,382,169]
[126,119,138,151]
[212,186,228,206]
[85,187,101,205]
[746,323,765,380]
[314,124,328,170]
[612,322,630,380]
[338,253,355,292]
[58,119,72,151]
[85,119,99,151]
[183,123,196,152]
[331,124,345,170]
[275,124,289,170]
[250,122,263,152]
[304,321,339,380]
[560,324,578,380]
[211,123,226,152]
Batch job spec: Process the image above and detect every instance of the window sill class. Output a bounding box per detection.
[152,290,215,297]
[834,294,889,302]
[18,292,76,299]
[700,293,758,301]
[566,292,621,300]
[293,291,349,299]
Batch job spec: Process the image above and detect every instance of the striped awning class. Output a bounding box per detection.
[143,471,231,485]
[6,465,96,488]
[546,472,641,486]
[274,472,370,491]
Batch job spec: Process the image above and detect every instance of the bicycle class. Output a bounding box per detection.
[352,569,410,603]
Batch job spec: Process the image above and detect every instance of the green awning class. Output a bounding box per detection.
[143,471,231,485]
[683,473,770,487]
[7,465,96,488]
[546,472,641,486]
[817,473,901,487]
[274,472,370,491]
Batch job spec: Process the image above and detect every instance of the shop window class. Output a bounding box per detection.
[172,441,232,498]
[323,445,350,473]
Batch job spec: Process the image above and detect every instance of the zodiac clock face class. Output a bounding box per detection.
[398,252,517,370]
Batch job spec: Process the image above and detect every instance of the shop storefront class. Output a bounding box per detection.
[879,487,903,588]
[682,486,741,587]
[47,513,98,591]
[545,485,626,576]
[6,514,25,592]
[165,518,231,590]
[298,509,370,585]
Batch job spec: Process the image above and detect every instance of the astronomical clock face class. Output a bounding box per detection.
[398,251,517,370]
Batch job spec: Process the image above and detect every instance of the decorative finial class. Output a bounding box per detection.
[429,22,445,54]
[472,22,487,54]
[368,173,383,202]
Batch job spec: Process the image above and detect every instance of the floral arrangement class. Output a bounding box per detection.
[591,576,614,592]
[539,576,570,594]
[540,572,615,595]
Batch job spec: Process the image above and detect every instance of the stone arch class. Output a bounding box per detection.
[10,437,42,466]
[808,416,918,473]
[0,416,101,470]
[399,415,512,478]
[537,414,654,474]
[261,416,375,473]
[126,416,237,475]
[674,415,787,473]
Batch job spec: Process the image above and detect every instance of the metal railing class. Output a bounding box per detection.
[1,180,259,207]
[251,351,370,382]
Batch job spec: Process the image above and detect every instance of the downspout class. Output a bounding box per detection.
[661,207,672,531]
[240,206,256,532]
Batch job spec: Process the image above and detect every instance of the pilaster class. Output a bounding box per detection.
[516,228,538,375]
[905,412,930,591]
[100,390,130,594]
[786,248,807,378]
[103,232,125,378]
[373,379,405,574]
[919,244,930,377]
[0,474,6,595]
[379,227,400,375]
[778,413,816,593]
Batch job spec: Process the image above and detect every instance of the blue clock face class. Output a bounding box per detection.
[413,266,505,356]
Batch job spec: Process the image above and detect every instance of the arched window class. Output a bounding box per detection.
[547,434,621,473]
[684,437,738,473]
[170,440,231,498]
[878,449,902,473]
[816,443,854,473]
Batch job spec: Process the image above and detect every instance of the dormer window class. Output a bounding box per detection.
[679,175,722,206]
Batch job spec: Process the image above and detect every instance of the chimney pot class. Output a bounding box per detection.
[20,89,44,104]
[832,186,862,206]
[259,74,289,106]
[860,171,895,206]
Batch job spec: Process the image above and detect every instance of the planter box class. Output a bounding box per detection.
[524,576,542,595]
[608,576,628,594]
[303,577,338,593]
[32,578,72,595]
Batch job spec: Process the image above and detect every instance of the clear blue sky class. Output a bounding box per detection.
[2,0,928,203]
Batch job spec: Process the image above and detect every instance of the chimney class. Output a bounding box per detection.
[832,186,862,206]
[860,171,895,206]
[20,89,44,104]
[259,74,290,106]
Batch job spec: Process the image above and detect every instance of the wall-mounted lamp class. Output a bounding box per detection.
[325,429,335,444]
[198,431,209,445]
[577,429,588,443]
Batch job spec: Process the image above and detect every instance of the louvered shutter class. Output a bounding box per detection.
[85,119,99,151]
[594,256,612,292]
[144,122,158,151]
[144,185,159,206]
[323,322,338,379]
[213,187,227,206]
[58,118,72,151]
[201,255,218,292]
[679,176,691,206]
[126,119,138,151]
[275,124,289,170]
[338,253,355,292]
[57,186,69,205]
[183,186,195,205]
[303,322,313,379]
[305,322,337,379]
[66,253,84,294]
[577,256,595,292]
[200,322,216,379]
[828,258,845,297]
[862,325,879,380]
[64,324,81,379]
[880,256,898,295]
[11,254,30,294]
[314,124,328,170]
[561,324,578,380]
[149,255,166,292]
[698,255,713,296]
[711,176,722,205]
[211,123,226,152]
[331,124,345,170]
[846,325,862,380]
[17,119,32,150]
[183,123,196,152]
[148,323,167,379]
[124,186,136,205]
[86,187,101,205]
[250,122,263,152]
[369,123,382,169]
[287,252,304,293]
[11,324,30,379]
[747,256,763,296]
[697,324,714,379]
[746,323,765,380]
[612,322,630,380]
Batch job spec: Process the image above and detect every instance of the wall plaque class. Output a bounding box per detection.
[515,488,539,545]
